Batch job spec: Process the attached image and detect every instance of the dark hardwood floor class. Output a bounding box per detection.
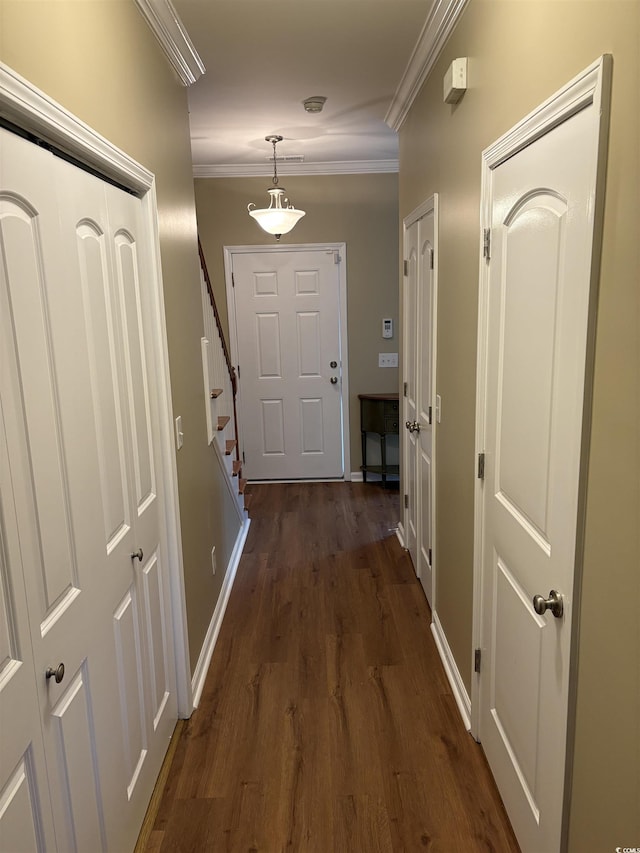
[143,482,519,852]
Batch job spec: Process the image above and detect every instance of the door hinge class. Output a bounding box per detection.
[404,494,409,509]
[403,381,408,397]
[403,259,408,277]
[428,547,432,566]
[483,228,491,261]
[474,648,482,673]
[429,248,434,270]
[237,364,241,378]
[242,450,246,464]
[334,252,341,264]
[231,272,235,287]
[428,405,432,425]
[477,452,485,480]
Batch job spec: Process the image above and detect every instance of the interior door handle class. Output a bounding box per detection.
[532,589,564,618]
[330,377,338,384]
[45,662,65,684]
[131,548,144,562]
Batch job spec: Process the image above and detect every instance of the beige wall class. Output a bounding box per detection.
[399,1,639,849]
[195,173,400,472]
[0,0,242,674]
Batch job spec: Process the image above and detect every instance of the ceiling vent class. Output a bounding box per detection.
[266,154,305,163]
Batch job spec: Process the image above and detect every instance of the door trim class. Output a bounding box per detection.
[0,61,192,716]
[223,243,351,481]
[401,195,439,612]
[471,54,611,843]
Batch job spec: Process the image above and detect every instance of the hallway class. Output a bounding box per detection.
[142,482,519,852]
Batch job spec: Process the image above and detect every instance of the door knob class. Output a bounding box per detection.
[532,589,564,618]
[131,548,144,562]
[412,422,421,433]
[330,377,338,384]
[330,361,337,369]
[46,662,65,684]
[405,420,412,430]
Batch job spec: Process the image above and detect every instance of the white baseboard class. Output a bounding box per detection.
[395,522,406,548]
[190,516,250,708]
[431,611,472,730]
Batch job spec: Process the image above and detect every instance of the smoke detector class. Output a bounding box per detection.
[303,96,327,113]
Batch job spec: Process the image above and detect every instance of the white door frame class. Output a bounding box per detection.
[223,243,351,481]
[0,62,192,716]
[471,55,611,836]
[401,196,438,611]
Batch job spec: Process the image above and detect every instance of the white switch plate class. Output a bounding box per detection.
[379,352,398,368]
[175,415,184,450]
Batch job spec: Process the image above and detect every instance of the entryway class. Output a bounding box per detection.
[224,245,350,481]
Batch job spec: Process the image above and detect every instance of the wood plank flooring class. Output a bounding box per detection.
[143,482,519,852]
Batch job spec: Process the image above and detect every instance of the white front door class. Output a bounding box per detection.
[230,248,348,480]
[403,199,437,607]
[475,60,609,853]
[0,127,177,852]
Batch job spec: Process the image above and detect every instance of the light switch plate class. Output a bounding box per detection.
[379,352,398,368]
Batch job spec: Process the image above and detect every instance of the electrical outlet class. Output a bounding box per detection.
[378,352,398,368]
[211,546,217,576]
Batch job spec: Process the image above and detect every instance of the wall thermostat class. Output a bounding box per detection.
[382,318,393,339]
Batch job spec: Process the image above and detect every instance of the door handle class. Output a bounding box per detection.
[532,589,564,618]
[405,420,412,431]
[330,377,338,384]
[412,421,421,433]
[46,662,65,684]
[131,548,144,562]
[330,361,337,369]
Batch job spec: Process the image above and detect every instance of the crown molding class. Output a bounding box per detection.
[193,159,399,178]
[385,0,470,131]
[134,0,205,86]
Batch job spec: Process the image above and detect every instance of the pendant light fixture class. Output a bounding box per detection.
[248,135,305,240]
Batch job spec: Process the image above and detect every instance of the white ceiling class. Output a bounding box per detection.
[171,0,434,176]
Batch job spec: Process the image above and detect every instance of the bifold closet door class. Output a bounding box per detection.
[0,127,176,852]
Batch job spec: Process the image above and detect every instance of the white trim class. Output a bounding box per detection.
[191,516,251,708]
[470,55,610,740]
[0,63,153,193]
[223,243,351,483]
[193,159,399,179]
[395,522,407,550]
[133,0,205,86]
[431,612,471,730]
[386,0,471,131]
[0,62,192,718]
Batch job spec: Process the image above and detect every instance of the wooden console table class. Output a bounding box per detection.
[358,393,400,485]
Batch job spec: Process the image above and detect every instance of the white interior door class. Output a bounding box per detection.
[231,248,347,480]
[403,222,419,569]
[0,127,176,852]
[475,60,608,853]
[403,200,437,607]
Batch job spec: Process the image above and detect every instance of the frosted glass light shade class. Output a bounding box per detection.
[248,187,305,237]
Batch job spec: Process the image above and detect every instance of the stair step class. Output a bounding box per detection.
[217,415,231,431]
[225,439,237,456]
[209,388,223,399]
[238,478,247,495]
[232,460,242,477]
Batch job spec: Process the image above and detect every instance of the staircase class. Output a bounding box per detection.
[198,239,250,516]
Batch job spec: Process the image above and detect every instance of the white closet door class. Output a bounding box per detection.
[0,126,176,853]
